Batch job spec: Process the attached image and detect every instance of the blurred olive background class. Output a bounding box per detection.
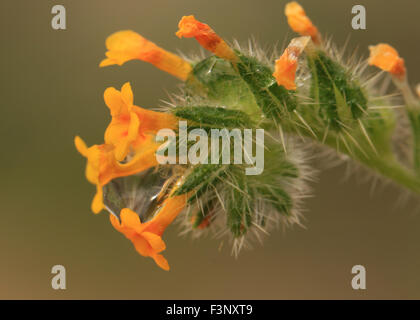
[1,0,420,299]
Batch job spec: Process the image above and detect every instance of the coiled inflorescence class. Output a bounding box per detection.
[75,1,420,270]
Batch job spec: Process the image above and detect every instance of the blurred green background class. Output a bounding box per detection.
[1,0,420,299]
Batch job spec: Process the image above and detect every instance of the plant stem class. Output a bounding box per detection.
[323,135,420,194]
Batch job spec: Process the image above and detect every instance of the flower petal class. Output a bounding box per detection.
[121,82,134,107]
[285,2,320,44]
[368,43,406,79]
[176,15,237,62]
[109,213,123,232]
[132,236,151,257]
[273,36,310,90]
[100,30,192,80]
[99,58,115,67]
[147,192,189,235]
[104,87,128,117]
[120,208,141,228]
[74,136,89,157]
[152,254,170,271]
[142,232,166,253]
[91,184,104,213]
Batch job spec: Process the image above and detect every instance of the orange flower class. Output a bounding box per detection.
[74,137,160,214]
[110,208,169,270]
[74,138,118,213]
[75,83,179,213]
[285,2,320,44]
[104,82,178,161]
[100,30,192,81]
[110,190,190,270]
[416,84,420,98]
[176,15,238,62]
[273,36,310,90]
[368,44,406,79]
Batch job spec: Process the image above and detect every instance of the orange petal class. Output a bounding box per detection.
[152,254,170,271]
[99,58,115,67]
[132,235,152,257]
[113,140,130,163]
[87,140,158,188]
[285,2,320,44]
[75,140,103,185]
[104,87,130,117]
[121,82,133,106]
[147,192,189,236]
[120,208,142,228]
[100,30,192,80]
[176,15,237,62]
[103,82,178,161]
[132,106,178,135]
[273,36,310,90]
[110,213,123,232]
[368,44,406,79]
[74,136,89,157]
[416,84,420,98]
[103,83,136,158]
[100,30,154,66]
[142,232,166,253]
[116,142,159,173]
[113,111,140,161]
[92,144,119,186]
[127,112,140,142]
[91,184,104,213]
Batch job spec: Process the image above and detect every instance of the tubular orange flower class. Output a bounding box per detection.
[74,137,118,213]
[75,83,180,213]
[100,30,192,81]
[416,84,420,98]
[368,44,406,79]
[285,2,321,44]
[74,137,160,214]
[110,208,169,270]
[273,36,310,90]
[110,189,190,271]
[176,15,238,62]
[104,82,178,161]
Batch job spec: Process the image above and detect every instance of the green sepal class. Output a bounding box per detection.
[173,105,253,128]
[235,52,298,121]
[174,164,223,196]
[308,50,368,130]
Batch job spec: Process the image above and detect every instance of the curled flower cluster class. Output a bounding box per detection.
[76,1,420,270]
